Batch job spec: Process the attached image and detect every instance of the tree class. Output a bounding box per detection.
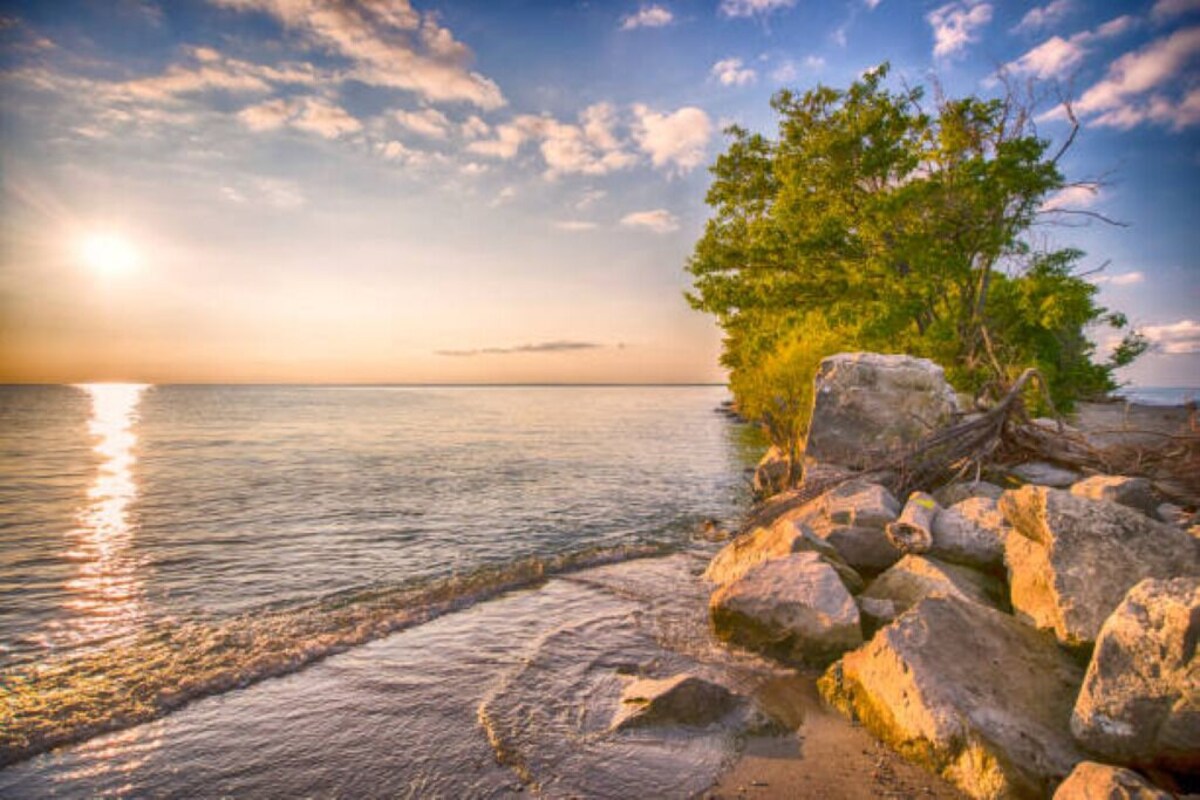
[687,65,1143,472]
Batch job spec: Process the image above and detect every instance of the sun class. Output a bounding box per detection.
[78,232,140,276]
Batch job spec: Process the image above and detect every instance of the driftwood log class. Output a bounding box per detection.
[887,492,939,554]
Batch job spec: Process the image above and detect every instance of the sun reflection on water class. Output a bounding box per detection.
[62,383,149,646]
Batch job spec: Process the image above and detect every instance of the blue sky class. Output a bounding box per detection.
[0,0,1197,384]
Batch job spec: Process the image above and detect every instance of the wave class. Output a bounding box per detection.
[0,542,677,768]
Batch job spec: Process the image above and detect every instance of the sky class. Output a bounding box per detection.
[0,0,1197,385]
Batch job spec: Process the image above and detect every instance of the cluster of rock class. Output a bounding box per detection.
[715,353,1199,799]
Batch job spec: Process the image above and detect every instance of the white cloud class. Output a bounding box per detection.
[575,189,606,210]
[1091,271,1145,286]
[620,5,673,30]
[1013,0,1072,33]
[1066,27,1200,130]
[927,1,993,59]
[461,115,490,139]
[212,0,505,109]
[1142,319,1200,353]
[620,209,679,233]
[711,58,757,87]
[631,104,713,174]
[1007,35,1086,79]
[490,186,517,207]
[238,96,362,138]
[1151,0,1200,23]
[393,107,451,139]
[1041,184,1100,210]
[459,161,489,176]
[719,0,795,18]
[116,47,319,101]
[865,0,883,9]
[553,220,598,231]
[222,177,307,209]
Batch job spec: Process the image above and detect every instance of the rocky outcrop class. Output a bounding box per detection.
[703,513,864,593]
[1071,578,1200,773]
[1000,486,1200,648]
[808,482,903,573]
[928,496,1009,570]
[820,595,1085,799]
[1070,475,1156,517]
[859,555,1004,623]
[711,552,862,666]
[804,353,958,471]
[611,674,737,731]
[1052,762,1171,799]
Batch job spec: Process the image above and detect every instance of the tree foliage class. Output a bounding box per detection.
[687,65,1144,462]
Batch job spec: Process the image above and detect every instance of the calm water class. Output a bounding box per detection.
[0,385,765,796]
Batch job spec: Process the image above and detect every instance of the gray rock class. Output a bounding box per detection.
[753,445,791,497]
[1070,475,1156,517]
[933,480,1005,506]
[1001,486,1200,648]
[807,516,902,574]
[1156,502,1191,527]
[1010,461,1081,488]
[1071,578,1200,774]
[820,595,1086,799]
[804,352,959,470]
[1052,762,1171,799]
[612,674,737,731]
[860,555,1004,619]
[710,551,862,666]
[822,482,901,528]
[857,596,900,628]
[929,496,1009,569]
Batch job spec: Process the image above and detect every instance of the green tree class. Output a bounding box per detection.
[687,65,1143,469]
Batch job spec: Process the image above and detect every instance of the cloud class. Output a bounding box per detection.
[461,115,490,139]
[110,46,319,102]
[393,107,451,139]
[1142,319,1200,354]
[459,161,489,175]
[553,220,598,231]
[1062,27,1200,130]
[466,103,638,177]
[377,139,441,167]
[1090,271,1145,286]
[620,209,679,233]
[1005,16,1136,80]
[575,189,606,210]
[1013,0,1072,33]
[221,177,306,209]
[631,105,713,173]
[1041,184,1100,210]
[865,0,883,9]
[927,1,993,59]
[436,341,604,356]
[1151,0,1200,23]
[211,0,505,109]
[620,5,673,30]
[238,96,362,138]
[719,0,796,18]
[711,58,757,87]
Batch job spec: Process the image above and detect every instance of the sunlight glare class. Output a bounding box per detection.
[78,233,140,277]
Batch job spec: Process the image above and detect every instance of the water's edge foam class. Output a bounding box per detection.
[0,542,677,768]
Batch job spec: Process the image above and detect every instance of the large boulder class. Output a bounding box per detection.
[804,353,958,471]
[928,496,1010,570]
[1000,487,1200,648]
[859,555,1004,624]
[808,481,903,573]
[710,551,862,666]
[820,595,1086,799]
[1071,578,1200,774]
[1052,762,1172,799]
[703,512,864,593]
[1070,475,1157,517]
[611,674,737,731]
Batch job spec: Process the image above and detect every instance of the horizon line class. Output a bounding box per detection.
[0,381,731,388]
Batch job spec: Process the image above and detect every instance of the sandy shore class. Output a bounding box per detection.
[709,676,965,800]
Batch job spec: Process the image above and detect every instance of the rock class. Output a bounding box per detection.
[704,513,864,593]
[804,353,959,471]
[934,480,1005,507]
[1156,502,1190,527]
[820,595,1085,799]
[711,552,863,666]
[1071,578,1200,774]
[822,482,901,528]
[1052,762,1171,799]
[857,596,900,629]
[1000,486,1200,648]
[886,492,939,554]
[1009,461,1081,488]
[1071,475,1157,517]
[860,555,1004,620]
[753,446,792,497]
[929,496,1009,569]
[611,673,737,730]
[806,517,902,574]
